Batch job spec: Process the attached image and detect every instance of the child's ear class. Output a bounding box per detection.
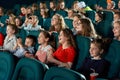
[100,49,104,54]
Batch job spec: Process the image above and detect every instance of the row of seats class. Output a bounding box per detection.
[0,51,86,80]
[0,35,120,79]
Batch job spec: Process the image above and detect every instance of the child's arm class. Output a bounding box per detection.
[17,38,24,48]
[47,54,72,69]
[13,43,18,50]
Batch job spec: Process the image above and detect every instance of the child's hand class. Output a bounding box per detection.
[17,38,23,47]
[0,23,4,27]
[25,52,34,58]
[58,62,67,68]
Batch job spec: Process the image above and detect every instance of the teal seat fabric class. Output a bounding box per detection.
[26,30,40,37]
[64,19,73,29]
[85,0,97,10]
[105,40,120,78]
[56,10,68,17]
[13,4,21,16]
[74,36,90,70]
[103,11,114,22]
[44,67,86,80]
[0,51,18,80]
[86,11,95,23]
[94,20,113,38]
[97,0,107,9]
[51,32,59,49]
[42,18,51,31]
[12,58,48,80]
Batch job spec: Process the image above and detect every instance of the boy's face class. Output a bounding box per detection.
[89,43,102,58]
[113,23,120,38]
[25,38,34,47]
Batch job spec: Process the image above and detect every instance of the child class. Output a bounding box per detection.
[113,20,120,41]
[23,15,43,31]
[3,24,17,51]
[12,35,36,58]
[25,30,55,64]
[78,38,111,79]
[48,28,76,69]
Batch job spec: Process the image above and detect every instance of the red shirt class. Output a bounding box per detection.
[0,33,4,46]
[53,46,76,63]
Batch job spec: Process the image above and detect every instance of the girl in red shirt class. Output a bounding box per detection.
[48,28,76,69]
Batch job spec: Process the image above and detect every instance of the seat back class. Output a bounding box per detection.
[97,0,107,9]
[0,51,18,80]
[42,18,51,31]
[12,58,48,80]
[74,36,90,70]
[86,11,96,23]
[105,40,120,78]
[56,10,68,17]
[103,10,114,22]
[94,21,113,38]
[64,19,73,29]
[44,67,86,80]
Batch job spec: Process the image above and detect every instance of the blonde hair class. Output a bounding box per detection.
[50,14,67,32]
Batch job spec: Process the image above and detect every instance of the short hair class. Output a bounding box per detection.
[7,24,18,34]
[26,35,36,45]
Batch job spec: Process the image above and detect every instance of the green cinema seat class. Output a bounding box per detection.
[105,40,120,79]
[12,58,48,80]
[64,19,73,29]
[0,51,18,80]
[73,36,90,70]
[44,67,86,80]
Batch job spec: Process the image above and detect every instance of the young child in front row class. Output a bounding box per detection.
[77,38,112,80]
[12,35,36,58]
[25,30,55,64]
[3,24,17,51]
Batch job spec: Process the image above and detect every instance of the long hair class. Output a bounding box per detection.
[49,14,67,33]
[78,18,97,38]
[40,30,55,49]
[61,28,76,49]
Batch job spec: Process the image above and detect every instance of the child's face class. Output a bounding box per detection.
[113,23,120,38]
[73,16,79,29]
[38,32,46,44]
[58,31,67,44]
[89,43,102,58]
[51,15,59,26]
[25,38,34,47]
[15,18,21,27]
[6,26,15,36]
